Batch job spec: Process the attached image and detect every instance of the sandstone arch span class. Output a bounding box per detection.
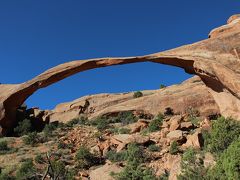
[1,14,240,134]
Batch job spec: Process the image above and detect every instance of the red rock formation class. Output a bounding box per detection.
[0,14,240,134]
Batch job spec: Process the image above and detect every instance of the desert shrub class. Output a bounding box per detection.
[118,128,131,134]
[190,117,200,126]
[93,131,104,140]
[0,173,15,180]
[75,146,95,169]
[108,127,119,134]
[109,111,138,125]
[148,144,160,152]
[34,154,45,164]
[0,141,9,153]
[204,116,240,155]
[208,138,240,180]
[118,111,137,125]
[186,107,200,118]
[57,141,66,149]
[14,119,33,136]
[178,148,208,180]
[133,91,143,98]
[112,161,157,180]
[164,107,174,116]
[147,115,164,132]
[66,118,79,127]
[159,172,169,180]
[16,159,36,180]
[160,84,166,89]
[106,150,126,162]
[43,122,58,137]
[65,168,77,180]
[169,141,179,155]
[49,160,66,179]
[125,143,145,163]
[90,117,109,130]
[23,132,40,146]
[66,116,88,127]
[112,143,157,180]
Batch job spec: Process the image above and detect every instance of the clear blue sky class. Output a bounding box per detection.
[0,1,239,109]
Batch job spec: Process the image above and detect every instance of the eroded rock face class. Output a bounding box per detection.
[46,76,219,123]
[1,14,240,134]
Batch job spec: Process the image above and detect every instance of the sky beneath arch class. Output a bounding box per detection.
[0,0,239,109]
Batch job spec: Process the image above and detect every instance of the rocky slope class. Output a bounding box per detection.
[45,76,219,123]
[1,14,240,134]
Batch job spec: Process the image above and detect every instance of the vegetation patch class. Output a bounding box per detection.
[169,141,179,155]
[203,116,240,156]
[133,91,143,98]
[14,119,33,136]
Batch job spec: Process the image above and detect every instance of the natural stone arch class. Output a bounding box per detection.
[1,14,240,134]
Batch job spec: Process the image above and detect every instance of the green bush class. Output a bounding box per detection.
[57,141,66,149]
[43,123,58,137]
[204,116,240,155]
[147,114,164,132]
[148,144,160,152]
[190,117,200,126]
[49,160,66,179]
[125,143,145,163]
[159,172,169,180]
[34,154,45,164]
[90,117,109,130]
[113,161,157,180]
[23,132,40,146]
[0,141,9,152]
[209,138,240,180]
[65,168,77,180]
[106,150,126,162]
[164,107,174,116]
[178,148,207,180]
[169,141,179,155]
[16,159,36,180]
[66,116,88,127]
[75,146,95,169]
[133,91,143,98]
[14,119,33,136]
[160,84,166,89]
[112,143,157,180]
[0,172,15,180]
[109,111,138,125]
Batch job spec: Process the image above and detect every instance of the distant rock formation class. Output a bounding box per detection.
[1,14,240,135]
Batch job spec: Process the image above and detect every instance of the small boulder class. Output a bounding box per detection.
[180,122,193,130]
[169,115,182,131]
[128,119,149,133]
[200,118,211,131]
[166,130,184,141]
[182,129,203,149]
[204,152,216,168]
[89,163,122,180]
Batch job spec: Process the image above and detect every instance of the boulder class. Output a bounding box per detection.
[204,152,216,168]
[128,119,149,133]
[169,115,182,131]
[200,118,212,131]
[182,129,203,149]
[89,163,122,180]
[166,130,184,141]
[180,122,193,130]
